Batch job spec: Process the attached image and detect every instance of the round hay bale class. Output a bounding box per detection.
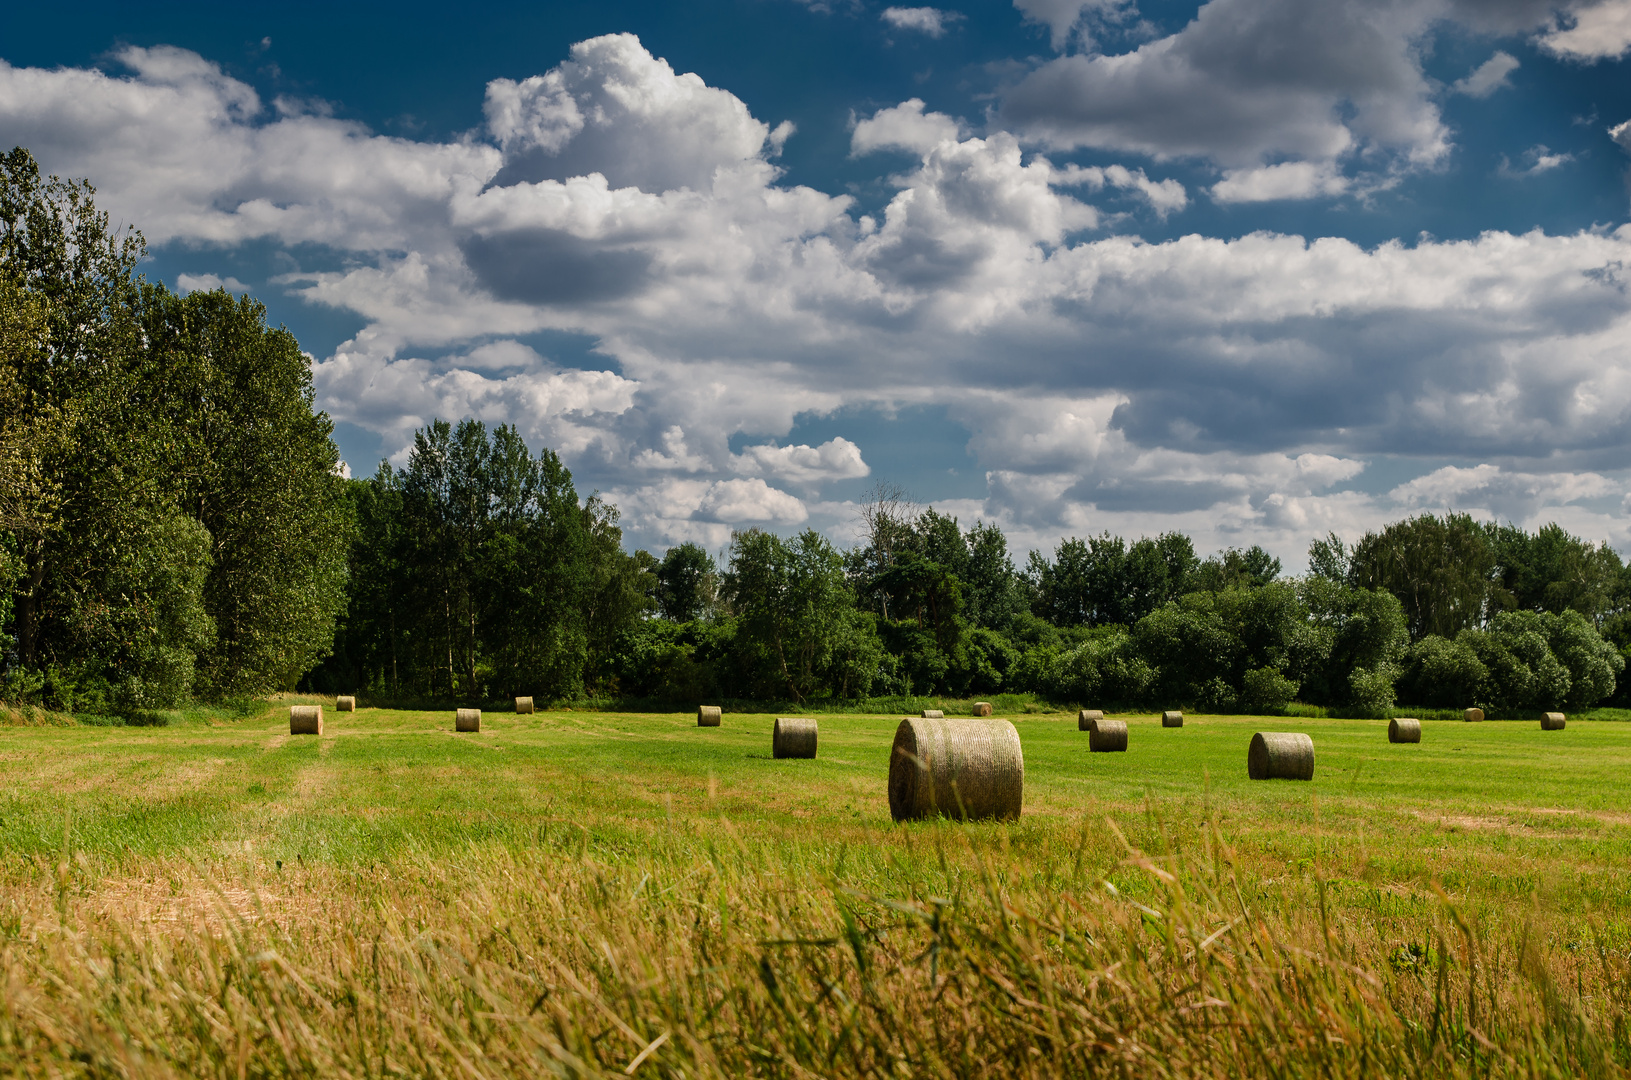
[455,708,480,733]
[1088,718,1128,753]
[920,708,944,719]
[1388,717,1422,744]
[336,696,356,712]
[698,705,722,727]
[972,702,993,717]
[514,696,534,715]
[889,718,1023,822]
[1541,712,1566,731]
[1463,707,1484,723]
[773,717,818,759]
[1078,709,1104,731]
[289,705,323,736]
[1248,732,1315,781]
[1161,710,1184,728]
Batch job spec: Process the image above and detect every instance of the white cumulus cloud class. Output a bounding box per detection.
[1452,51,1520,98]
[1538,0,1631,60]
[733,437,871,487]
[881,7,965,37]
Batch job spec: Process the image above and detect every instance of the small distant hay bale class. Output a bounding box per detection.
[515,697,534,715]
[1248,732,1315,781]
[1463,708,1484,723]
[973,702,993,717]
[921,709,945,719]
[698,705,722,727]
[773,717,818,759]
[889,718,1023,822]
[1078,709,1104,732]
[456,708,480,733]
[1541,712,1566,731]
[289,705,323,736]
[1088,717,1128,753]
[336,696,356,713]
[1162,710,1184,728]
[1388,717,1422,744]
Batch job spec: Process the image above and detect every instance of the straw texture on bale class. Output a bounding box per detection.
[455,708,480,733]
[773,717,818,759]
[514,697,534,715]
[289,705,323,736]
[1542,712,1567,730]
[1088,717,1128,753]
[889,718,1023,822]
[1248,732,1315,781]
[1078,709,1104,731]
[1388,717,1422,744]
[972,702,993,717]
[1464,707,1484,723]
[1162,710,1184,728]
[336,696,356,712]
[921,709,945,719]
[698,705,722,727]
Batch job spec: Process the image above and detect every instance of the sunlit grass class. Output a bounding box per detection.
[1,703,1629,1075]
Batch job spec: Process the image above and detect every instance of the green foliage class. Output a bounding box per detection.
[1027,530,1198,627]
[140,287,352,695]
[1489,522,1623,622]
[0,148,348,706]
[306,419,627,703]
[1305,583,1408,716]
[655,541,717,622]
[1348,513,1496,640]
[1400,634,1487,708]
[1399,609,1622,711]
[1041,627,1156,704]
[725,528,880,703]
[1190,544,1281,591]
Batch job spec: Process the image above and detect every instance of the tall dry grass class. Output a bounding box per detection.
[1,816,1625,1078]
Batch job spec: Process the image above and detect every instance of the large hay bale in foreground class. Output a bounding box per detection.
[1088,717,1128,753]
[920,709,944,719]
[1248,732,1315,781]
[889,718,1023,822]
[1078,709,1104,731]
[1388,717,1421,744]
[1541,712,1566,730]
[336,696,356,712]
[289,705,323,736]
[698,706,722,727]
[1162,710,1184,728]
[972,702,993,717]
[1464,707,1484,723]
[514,697,534,715]
[773,717,818,759]
[455,708,480,733]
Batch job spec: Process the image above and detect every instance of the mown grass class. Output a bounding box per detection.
[1,702,1630,1075]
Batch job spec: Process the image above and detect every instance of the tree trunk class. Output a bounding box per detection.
[16,543,44,666]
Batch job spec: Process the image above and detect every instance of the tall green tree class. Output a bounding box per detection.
[725,528,878,702]
[656,542,717,622]
[1348,513,1495,640]
[140,287,351,695]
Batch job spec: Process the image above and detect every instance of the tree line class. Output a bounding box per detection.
[2,147,1627,717]
[566,500,1627,715]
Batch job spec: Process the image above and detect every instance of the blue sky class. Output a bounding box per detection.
[3,0,1630,566]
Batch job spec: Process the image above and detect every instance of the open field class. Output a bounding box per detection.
[2,704,1630,1076]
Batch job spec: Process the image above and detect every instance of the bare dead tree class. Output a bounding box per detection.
[855,480,915,620]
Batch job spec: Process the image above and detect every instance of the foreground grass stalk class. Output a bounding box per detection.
[0,834,1624,1079]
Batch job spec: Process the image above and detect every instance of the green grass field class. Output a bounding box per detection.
[2,703,1630,1076]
